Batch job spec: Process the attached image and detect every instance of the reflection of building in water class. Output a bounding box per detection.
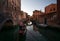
[33,25,38,31]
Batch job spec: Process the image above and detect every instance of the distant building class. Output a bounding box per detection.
[32,10,44,23]
[20,11,28,23]
[33,10,42,21]
[27,15,31,23]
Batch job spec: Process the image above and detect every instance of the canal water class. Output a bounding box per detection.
[25,25,48,41]
[0,25,60,41]
[0,26,19,41]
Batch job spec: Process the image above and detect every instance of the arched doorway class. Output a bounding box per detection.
[1,19,13,31]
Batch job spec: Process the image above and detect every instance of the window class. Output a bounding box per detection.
[53,8,55,11]
[15,7,16,10]
[50,9,52,11]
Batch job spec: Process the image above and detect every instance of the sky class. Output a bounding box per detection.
[21,0,57,16]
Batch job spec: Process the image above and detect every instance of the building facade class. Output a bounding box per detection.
[32,4,57,25]
[45,4,57,25]
[20,11,29,23]
[32,10,45,23]
[0,0,21,25]
[45,4,57,14]
[57,0,60,25]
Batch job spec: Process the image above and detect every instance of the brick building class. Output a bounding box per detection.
[45,4,57,14]
[32,4,57,25]
[57,0,60,25]
[45,4,57,25]
[0,0,21,25]
[32,10,44,23]
[20,11,29,23]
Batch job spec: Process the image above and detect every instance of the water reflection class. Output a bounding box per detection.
[19,25,48,41]
[25,25,48,41]
[33,25,38,31]
[19,24,60,41]
[19,35,26,41]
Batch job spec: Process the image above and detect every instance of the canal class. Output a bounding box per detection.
[20,25,60,41]
[25,25,48,41]
[0,25,60,41]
